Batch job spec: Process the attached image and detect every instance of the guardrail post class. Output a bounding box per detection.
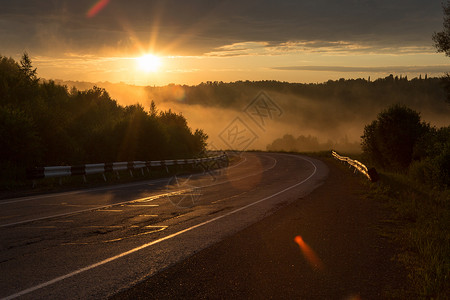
[127,162,134,177]
[368,168,379,182]
[160,161,168,173]
[26,153,230,187]
[71,165,86,183]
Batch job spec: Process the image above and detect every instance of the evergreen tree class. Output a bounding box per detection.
[19,52,38,83]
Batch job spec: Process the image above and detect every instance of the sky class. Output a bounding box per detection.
[0,0,448,86]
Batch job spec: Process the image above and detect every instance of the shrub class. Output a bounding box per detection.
[361,104,429,172]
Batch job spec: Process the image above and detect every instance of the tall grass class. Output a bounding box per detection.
[366,172,449,298]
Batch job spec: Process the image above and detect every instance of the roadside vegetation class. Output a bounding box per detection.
[360,104,449,298]
[0,54,208,188]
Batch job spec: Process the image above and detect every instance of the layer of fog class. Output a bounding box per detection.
[57,79,450,153]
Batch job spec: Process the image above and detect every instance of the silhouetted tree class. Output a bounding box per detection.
[433,1,450,103]
[19,52,38,83]
[0,55,208,182]
[361,105,429,172]
[433,1,450,56]
[0,106,41,177]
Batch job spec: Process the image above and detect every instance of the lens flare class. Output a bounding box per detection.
[87,0,110,18]
[168,85,186,102]
[294,235,324,271]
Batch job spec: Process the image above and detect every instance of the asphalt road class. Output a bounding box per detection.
[112,156,408,299]
[0,153,328,299]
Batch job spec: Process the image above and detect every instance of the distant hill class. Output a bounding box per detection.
[54,76,450,152]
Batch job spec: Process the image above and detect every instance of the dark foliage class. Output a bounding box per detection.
[0,54,207,180]
[361,105,429,172]
[433,1,450,103]
[266,134,359,153]
[410,126,450,188]
[362,105,449,188]
[148,76,446,111]
[433,1,450,57]
[62,75,448,152]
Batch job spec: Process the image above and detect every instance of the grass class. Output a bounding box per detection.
[365,171,450,299]
[326,150,449,298]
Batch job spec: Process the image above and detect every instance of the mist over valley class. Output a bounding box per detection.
[56,76,450,152]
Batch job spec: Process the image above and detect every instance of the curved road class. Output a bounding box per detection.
[0,153,328,299]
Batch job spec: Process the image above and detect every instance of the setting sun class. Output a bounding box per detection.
[136,54,162,72]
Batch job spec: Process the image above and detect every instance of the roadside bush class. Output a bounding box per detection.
[409,151,450,189]
[361,104,429,172]
[410,126,450,189]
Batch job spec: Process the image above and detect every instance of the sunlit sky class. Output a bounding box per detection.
[1,0,448,86]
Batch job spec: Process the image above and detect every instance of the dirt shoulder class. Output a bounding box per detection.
[112,157,409,299]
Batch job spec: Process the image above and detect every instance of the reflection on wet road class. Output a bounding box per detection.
[0,153,328,299]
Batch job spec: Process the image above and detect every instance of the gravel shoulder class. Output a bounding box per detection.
[112,157,408,299]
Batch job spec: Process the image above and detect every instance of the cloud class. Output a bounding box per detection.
[0,0,444,57]
[204,40,436,57]
[204,42,270,57]
[272,65,450,73]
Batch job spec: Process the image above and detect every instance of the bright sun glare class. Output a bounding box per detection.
[136,54,162,72]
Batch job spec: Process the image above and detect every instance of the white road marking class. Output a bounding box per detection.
[0,179,169,205]
[0,190,189,228]
[0,156,245,206]
[0,156,271,228]
[1,155,317,300]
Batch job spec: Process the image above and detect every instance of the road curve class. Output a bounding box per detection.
[0,153,328,299]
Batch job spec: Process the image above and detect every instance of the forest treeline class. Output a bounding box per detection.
[60,72,449,153]
[0,54,207,180]
[266,134,359,153]
[147,75,446,110]
[61,75,448,111]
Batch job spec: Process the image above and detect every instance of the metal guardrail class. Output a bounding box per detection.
[27,154,228,184]
[331,151,378,182]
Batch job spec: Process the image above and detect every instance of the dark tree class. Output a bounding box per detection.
[0,54,209,183]
[19,52,38,82]
[433,1,450,103]
[361,105,429,172]
[433,1,450,56]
